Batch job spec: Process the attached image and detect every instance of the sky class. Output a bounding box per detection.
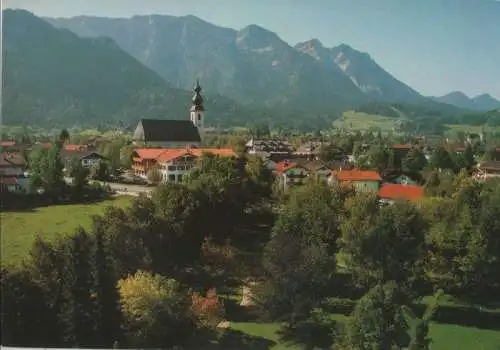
[4,0,500,99]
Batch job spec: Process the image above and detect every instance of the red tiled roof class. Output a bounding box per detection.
[156,149,190,163]
[135,147,237,163]
[0,141,16,147]
[274,161,298,175]
[134,148,169,160]
[378,184,424,201]
[63,144,88,152]
[334,170,382,181]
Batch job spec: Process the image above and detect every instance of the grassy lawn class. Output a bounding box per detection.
[231,320,500,350]
[1,196,132,266]
[333,111,403,133]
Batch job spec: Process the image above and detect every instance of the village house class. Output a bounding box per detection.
[60,144,107,169]
[132,81,205,148]
[381,170,419,186]
[377,183,425,204]
[328,169,382,192]
[245,138,294,156]
[131,147,237,183]
[0,140,28,153]
[391,144,413,163]
[293,141,327,158]
[0,152,28,193]
[272,158,349,190]
[273,160,310,189]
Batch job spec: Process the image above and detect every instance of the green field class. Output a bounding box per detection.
[333,111,403,133]
[444,123,500,136]
[1,196,132,266]
[230,319,500,350]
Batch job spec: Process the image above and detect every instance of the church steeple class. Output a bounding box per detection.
[191,79,204,111]
[190,79,205,141]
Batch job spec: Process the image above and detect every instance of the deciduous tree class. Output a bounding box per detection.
[118,270,194,348]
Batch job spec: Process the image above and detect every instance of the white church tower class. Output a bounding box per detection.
[190,79,205,141]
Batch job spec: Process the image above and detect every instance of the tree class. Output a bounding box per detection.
[29,145,65,199]
[259,181,345,323]
[278,307,340,350]
[28,146,47,190]
[1,266,58,347]
[118,270,194,348]
[187,154,248,242]
[27,235,74,345]
[461,143,476,171]
[93,221,122,346]
[403,148,427,175]
[429,146,454,171]
[244,154,273,200]
[120,143,135,169]
[367,145,394,172]
[406,289,444,350]
[340,282,410,350]
[422,195,488,296]
[146,164,162,185]
[59,128,70,144]
[67,228,98,347]
[340,196,427,289]
[71,162,90,198]
[190,287,226,330]
[91,161,110,181]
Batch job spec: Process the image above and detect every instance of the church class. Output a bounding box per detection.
[132,80,205,148]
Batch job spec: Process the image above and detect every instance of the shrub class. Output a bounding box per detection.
[191,287,226,329]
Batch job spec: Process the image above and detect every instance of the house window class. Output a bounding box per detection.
[168,174,176,182]
[177,174,183,182]
[198,114,201,121]
[168,166,176,171]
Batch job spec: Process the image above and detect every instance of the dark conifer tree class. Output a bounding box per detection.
[93,221,123,346]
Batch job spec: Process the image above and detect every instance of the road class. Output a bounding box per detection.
[64,177,152,197]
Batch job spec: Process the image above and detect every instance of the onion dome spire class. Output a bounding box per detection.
[191,79,204,110]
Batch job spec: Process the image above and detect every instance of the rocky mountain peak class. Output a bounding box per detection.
[236,24,286,51]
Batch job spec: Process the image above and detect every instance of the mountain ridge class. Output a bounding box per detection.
[44,14,430,111]
[1,9,260,127]
[432,91,500,111]
[2,9,476,130]
[44,13,498,107]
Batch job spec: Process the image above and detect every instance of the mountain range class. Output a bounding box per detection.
[2,9,496,128]
[2,10,252,127]
[432,91,500,112]
[46,14,437,109]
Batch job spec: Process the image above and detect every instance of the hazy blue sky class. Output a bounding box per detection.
[5,0,500,99]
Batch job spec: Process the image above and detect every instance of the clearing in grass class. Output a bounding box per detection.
[1,196,132,266]
[333,111,404,133]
